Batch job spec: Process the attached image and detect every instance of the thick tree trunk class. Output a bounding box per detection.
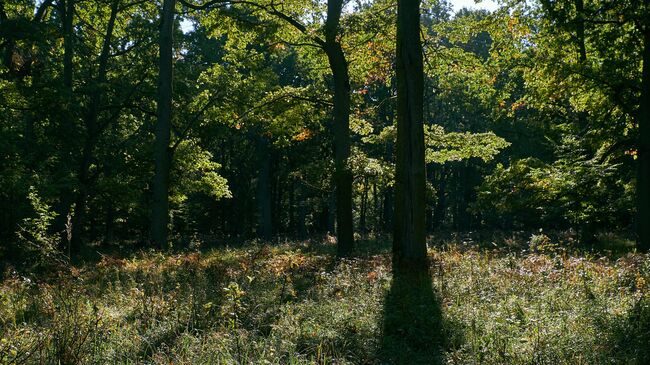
[256,136,272,239]
[151,0,175,249]
[324,0,354,256]
[637,24,650,251]
[393,0,427,272]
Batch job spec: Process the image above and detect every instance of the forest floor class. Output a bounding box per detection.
[1,233,649,364]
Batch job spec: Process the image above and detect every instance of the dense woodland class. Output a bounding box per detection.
[1,0,650,363]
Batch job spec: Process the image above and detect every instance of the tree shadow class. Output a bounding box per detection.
[598,295,650,364]
[378,269,446,364]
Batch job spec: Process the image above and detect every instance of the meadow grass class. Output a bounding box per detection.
[1,234,649,364]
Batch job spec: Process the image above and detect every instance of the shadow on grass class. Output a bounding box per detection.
[378,269,446,364]
[599,295,650,364]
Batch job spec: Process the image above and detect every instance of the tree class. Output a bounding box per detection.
[393,0,427,272]
[533,0,649,248]
[638,3,650,250]
[69,0,120,253]
[151,0,176,249]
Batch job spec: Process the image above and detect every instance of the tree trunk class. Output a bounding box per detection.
[151,0,175,249]
[324,0,354,256]
[575,0,586,62]
[393,0,427,272]
[256,136,272,239]
[373,181,379,232]
[104,198,115,245]
[360,177,368,234]
[68,0,118,254]
[637,23,650,251]
[289,178,295,234]
[327,190,336,233]
[383,188,393,231]
[432,166,446,229]
[63,0,74,88]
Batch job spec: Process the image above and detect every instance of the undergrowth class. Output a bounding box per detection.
[1,235,649,364]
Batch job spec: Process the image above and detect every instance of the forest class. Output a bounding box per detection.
[0,0,649,363]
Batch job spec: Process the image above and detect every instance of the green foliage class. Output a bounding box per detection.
[13,187,65,269]
[475,156,633,229]
[425,124,510,164]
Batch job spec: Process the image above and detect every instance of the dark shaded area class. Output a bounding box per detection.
[378,269,446,364]
[600,296,650,364]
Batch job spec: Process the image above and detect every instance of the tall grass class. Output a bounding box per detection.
[1,235,648,364]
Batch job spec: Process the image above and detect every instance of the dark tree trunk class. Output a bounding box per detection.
[324,0,354,256]
[69,0,118,254]
[360,177,368,234]
[297,186,308,239]
[383,188,393,231]
[432,166,447,229]
[0,5,15,75]
[637,23,650,251]
[327,190,336,233]
[373,181,379,232]
[151,0,175,249]
[256,136,272,239]
[289,179,295,234]
[63,0,74,88]
[271,171,278,233]
[393,0,427,273]
[575,0,587,62]
[104,198,115,245]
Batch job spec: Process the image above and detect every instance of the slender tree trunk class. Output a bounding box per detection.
[0,5,15,74]
[360,177,368,234]
[575,0,587,62]
[151,0,175,249]
[289,178,295,234]
[637,23,650,251]
[432,167,446,228]
[381,99,394,232]
[373,181,379,232]
[274,172,282,235]
[256,136,272,239]
[324,0,354,256]
[104,198,115,245]
[297,185,308,239]
[383,189,393,231]
[327,190,336,233]
[69,0,118,254]
[63,0,74,88]
[393,0,427,272]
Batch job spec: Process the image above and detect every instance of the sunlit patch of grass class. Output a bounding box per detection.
[1,236,648,364]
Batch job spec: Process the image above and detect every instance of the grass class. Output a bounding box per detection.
[1,234,649,364]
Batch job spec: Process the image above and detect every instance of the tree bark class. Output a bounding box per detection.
[394,0,428,272]
[324,0,354,256]
[151,0,175,249]
[637,22,650,251]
